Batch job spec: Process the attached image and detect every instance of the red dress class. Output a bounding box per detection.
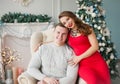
[68,34,111,84]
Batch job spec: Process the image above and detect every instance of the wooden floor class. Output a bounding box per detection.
[112,59,120,84]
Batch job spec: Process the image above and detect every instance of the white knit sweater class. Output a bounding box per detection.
[27,42,78,84]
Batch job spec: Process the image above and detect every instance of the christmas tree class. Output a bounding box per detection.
[75,0,119,79]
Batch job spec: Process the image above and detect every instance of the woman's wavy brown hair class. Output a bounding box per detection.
[59,11,92,36]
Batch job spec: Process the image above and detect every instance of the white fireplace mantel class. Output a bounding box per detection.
[2,22,50,38]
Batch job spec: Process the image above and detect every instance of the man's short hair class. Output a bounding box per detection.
[54,23,67,29]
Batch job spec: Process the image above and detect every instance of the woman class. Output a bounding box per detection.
[59,11,111,84]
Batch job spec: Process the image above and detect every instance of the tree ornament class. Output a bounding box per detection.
[111,70,115,74]
[103,28,110,36]
[110,54,114,60]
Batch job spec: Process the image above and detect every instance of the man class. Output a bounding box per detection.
[27,23,78,84]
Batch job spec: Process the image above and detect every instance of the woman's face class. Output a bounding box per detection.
[60,16,75,29]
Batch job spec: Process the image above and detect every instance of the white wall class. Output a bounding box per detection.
[103,0,120,58]
[0,0,77,22]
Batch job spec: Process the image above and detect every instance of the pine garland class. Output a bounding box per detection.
[0,12,51,23]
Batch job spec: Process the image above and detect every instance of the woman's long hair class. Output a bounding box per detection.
[59,11,92,36]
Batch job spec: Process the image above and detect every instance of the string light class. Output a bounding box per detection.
[0,47,21,80]
[0,47,21,66]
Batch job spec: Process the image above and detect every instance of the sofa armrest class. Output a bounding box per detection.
[42,28,54,42]
[30,31,43,55]
[18,72,37,84]
[30,29,54,55]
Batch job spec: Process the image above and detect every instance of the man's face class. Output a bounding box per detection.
[54,26,68,46]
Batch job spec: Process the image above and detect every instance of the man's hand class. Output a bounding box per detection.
[34,43,42,52]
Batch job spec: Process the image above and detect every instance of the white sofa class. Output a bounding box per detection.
[17,28,84,84]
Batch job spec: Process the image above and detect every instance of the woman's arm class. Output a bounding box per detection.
[79,28,99,59]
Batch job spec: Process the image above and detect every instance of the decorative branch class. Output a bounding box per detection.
[0,47,21,81]
[0,47,21,66]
